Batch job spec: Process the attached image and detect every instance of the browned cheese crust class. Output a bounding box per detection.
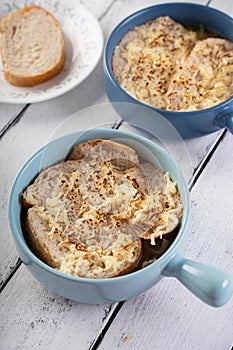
[112,16,233,111]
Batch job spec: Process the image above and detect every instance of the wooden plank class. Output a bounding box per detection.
[101,0,208,35]
[0,264,117,350]
[0,104,26,131]
[119,122,223,183]
[210,0,233,15]
[82,0,116,20]
[95,132,233,350]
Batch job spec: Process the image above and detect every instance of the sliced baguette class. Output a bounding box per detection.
[0,5,65,86]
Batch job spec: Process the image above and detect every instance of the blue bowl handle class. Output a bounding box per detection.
[215,108,233,134]
[162,253,233,307]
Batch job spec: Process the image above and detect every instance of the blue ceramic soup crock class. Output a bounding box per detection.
[103,3,233,138]
[8,129,233,305]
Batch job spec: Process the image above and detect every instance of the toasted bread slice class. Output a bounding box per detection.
[79,155,182,241]
[22,139,182,277]
[127,162,167,194]
[22,155,142,278]
[112,29,141,83]
[26,205,142,278]
[22,160,79,207]
[0,5,65,86]
[127,166,183,240]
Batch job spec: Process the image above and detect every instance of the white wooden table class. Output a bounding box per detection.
[1,0,233,349]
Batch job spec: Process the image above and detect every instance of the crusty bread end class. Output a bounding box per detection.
[68,139,139,170]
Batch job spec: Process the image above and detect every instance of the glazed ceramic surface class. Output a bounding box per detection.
[9,129,233,305]
[104,3,233,138]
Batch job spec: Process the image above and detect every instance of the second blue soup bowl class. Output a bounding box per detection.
[103,2,233,138]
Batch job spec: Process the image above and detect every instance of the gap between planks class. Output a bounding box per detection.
[98,0,118,21]
[0,104,30,139]
[188,129,227,191]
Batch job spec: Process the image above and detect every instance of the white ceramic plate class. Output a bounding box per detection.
[0,0,104,103]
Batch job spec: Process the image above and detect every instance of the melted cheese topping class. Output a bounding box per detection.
[113,16,233,111]
[35,156,182,278]
[166,38,233,111]
[114,16,197,110]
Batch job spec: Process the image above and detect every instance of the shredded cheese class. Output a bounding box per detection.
[113,16,233,111]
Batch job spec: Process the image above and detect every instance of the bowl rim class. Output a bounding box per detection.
[8,128,190,284]
[103,2,233,115]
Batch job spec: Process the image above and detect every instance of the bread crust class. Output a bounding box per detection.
[0,5,66,87]
[25,208,63,269]
[68,139,139,170]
